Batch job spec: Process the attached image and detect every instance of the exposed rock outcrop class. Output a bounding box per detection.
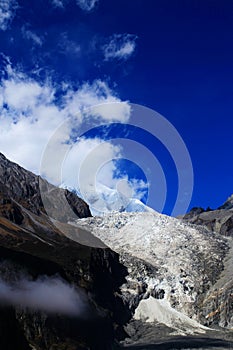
[219,194,233,210]
[181,195,233,237]
[0,152,91,220]
[182,196,233,331]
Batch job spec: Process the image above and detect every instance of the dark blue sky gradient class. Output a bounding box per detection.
[0,0,232,211]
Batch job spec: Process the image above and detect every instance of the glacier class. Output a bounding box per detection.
[72,210,228,338]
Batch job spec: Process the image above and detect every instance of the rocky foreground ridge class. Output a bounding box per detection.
[0,153,130,350]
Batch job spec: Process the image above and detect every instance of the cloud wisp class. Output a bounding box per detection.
[22,26,44,47]
[76,0,99,12]
[58,32,81,57]
[51,0,66,8]
[0,0,18,31]
[103,34,137,61]
[51,0,98,11]
[0,275,86,316]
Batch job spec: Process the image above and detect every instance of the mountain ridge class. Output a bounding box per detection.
[0,152,92,220]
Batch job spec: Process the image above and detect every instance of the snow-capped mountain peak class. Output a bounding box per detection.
[60,182,153,215]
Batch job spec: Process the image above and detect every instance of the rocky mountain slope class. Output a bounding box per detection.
[180,195,233,237]
[0,152,91,221]
[0,152,130,350]
[181,197,233,335]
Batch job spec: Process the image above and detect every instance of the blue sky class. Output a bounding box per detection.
[0,0,232,215]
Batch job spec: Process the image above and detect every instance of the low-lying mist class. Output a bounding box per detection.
[0,274,87,316]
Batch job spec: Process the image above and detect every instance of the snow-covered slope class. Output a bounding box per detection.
[73,211,228,331]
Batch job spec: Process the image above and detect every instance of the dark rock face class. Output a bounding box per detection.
[0,152,91,220]
[219,194,233,210]
[182,196,233,330]
[182,208,233,237]
[0,306,32,350]
[0,152,129,349]
[119,252,159,314]
[182,195,233,237]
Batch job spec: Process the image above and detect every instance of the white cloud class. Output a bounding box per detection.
[103,34,137,61]
[76,0,98,12]
[22,26,43,46]
[0,0,18,31]
[64,80,130,122]
[61,137,122,189]
[0,63,130,176]
[3,79,53,110]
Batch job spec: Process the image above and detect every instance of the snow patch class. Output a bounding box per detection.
[134,296,209,335]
